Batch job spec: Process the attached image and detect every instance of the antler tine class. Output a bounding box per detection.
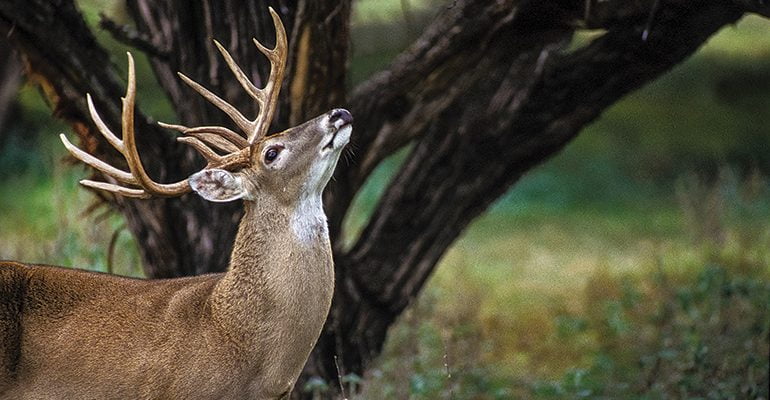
[213,40,262,104]
[250,7,287,144]
[80,179,151,199]
[177,7,287,148]
[180,133,240,154]
[59,133,136,184]
[86,93,123,150]
[158,122,250,170]
[60,52,193,199]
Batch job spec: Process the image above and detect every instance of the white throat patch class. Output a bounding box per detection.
[291,194,328,245]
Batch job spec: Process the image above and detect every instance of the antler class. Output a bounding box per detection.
[60,53,193,198]
[59,7,288,199]
[163,6,288,153]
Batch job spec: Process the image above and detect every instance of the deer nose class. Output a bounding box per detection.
[329,108,353,128]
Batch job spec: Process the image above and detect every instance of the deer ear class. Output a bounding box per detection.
[189,169,252,202]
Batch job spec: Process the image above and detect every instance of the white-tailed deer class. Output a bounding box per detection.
[0,8,350,399]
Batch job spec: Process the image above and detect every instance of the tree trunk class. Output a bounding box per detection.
[0,0,762,397]
[0,40,22,140]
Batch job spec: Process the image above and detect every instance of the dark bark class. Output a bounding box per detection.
[0,0,761,398]
[0,41,22,138]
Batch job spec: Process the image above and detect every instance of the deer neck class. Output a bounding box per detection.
[210,193,334,347]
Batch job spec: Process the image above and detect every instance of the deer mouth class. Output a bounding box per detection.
[323,131,339,150]
[323,124,352,152]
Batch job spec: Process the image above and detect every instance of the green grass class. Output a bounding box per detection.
[355,169,770,399]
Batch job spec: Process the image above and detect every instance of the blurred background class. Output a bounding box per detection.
[0,1,768,398]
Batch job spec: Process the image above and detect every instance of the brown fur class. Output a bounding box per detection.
[0,110,349,399]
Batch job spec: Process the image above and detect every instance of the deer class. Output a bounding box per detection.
[0,8,351,400]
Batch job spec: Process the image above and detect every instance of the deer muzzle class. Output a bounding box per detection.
[322,108,353,151]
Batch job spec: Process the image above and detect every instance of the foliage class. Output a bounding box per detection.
[534,262,769,399]
[357,168,770,399]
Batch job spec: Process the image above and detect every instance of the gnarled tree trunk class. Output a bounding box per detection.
[0,0,766,397]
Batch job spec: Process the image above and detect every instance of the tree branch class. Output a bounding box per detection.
[99,14,169,59]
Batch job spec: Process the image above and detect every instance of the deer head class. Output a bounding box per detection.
[59,7,352,208]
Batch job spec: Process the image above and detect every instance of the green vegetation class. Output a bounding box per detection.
[355,167,770,399]
[1,2,768,398]
[0,136,142,277]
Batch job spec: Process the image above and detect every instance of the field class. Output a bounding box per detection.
[1,2,769,399]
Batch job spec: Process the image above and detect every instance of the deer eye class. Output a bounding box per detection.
[264,146,281,164]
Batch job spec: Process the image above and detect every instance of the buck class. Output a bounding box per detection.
[0,8,350,399]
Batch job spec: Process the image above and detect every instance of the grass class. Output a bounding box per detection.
[355,168,770,399]
[0,99,142,276]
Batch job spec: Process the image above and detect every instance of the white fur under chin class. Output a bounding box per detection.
[293,153,329,244]
[291,193,328,245]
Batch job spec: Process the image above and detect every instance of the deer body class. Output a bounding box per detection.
[0,8,350,399]
[1,195,334,399]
